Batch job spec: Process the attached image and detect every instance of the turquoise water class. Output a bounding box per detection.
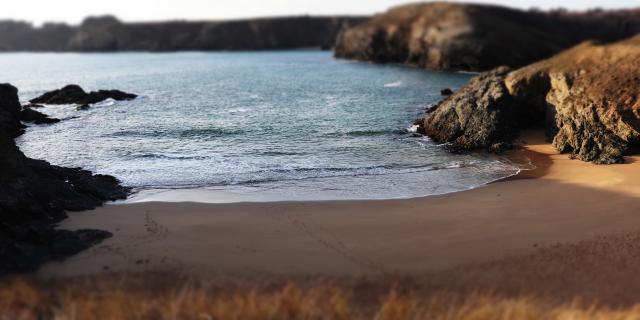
[8,51,521,201]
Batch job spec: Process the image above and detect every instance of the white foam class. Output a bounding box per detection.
[384,80,403,88]
[228,107,250,113]
[407,125,420,133]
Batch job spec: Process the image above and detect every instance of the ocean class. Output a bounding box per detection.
[8,51,522,202]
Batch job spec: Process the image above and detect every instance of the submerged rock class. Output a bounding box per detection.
[30,84,137,109]
[422,36,640,164]
[440,88,453,96]
[0,83,129,275]
[335,2,640,72]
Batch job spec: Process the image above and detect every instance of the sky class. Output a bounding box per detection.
[2,0,637,25]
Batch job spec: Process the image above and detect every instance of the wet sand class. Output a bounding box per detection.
[40,131,640,278]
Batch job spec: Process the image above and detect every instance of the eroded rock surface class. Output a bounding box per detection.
[0,83,129,275]
[335,2,640,72]
[422,36,640,164]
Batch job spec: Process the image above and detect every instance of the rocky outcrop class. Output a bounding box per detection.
[421,36,640,164]
[30,85,137,109]
[21,108,60,124]
[0,16,366,52]
[0,83,129,275]
[335,2,640,72]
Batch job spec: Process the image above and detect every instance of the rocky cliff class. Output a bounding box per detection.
[421,36,640,164]
[335,2,640,71]
[0,16,366,52]
[0,84,129,275]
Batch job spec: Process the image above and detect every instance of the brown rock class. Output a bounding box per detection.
[422,36,640,164]
[335,2,640,72]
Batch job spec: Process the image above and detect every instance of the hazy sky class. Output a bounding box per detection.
[3,0,637,25]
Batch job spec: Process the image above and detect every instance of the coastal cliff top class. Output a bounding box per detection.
[507,35,640,112]
[335,1,640,71]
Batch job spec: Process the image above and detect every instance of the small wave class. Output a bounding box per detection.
[105,127,244,139]
[260,151,305,156]
[228,107,251,113]
[225,163,473,186]
[93,98,116,107]
[127,153,212,161]
[384,80,403,88]
[323,129,407,137]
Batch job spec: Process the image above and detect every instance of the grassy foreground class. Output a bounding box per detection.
[3,274,640,320]
[6,231,640,319]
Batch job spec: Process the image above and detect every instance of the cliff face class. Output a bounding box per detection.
[335,2,640,71]
[422,36,640,164]
[0,16,366,52]
[0,84,129,274]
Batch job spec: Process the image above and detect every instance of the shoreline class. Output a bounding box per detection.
[39,130,640,278]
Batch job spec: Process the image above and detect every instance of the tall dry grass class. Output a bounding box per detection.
[2,275,640,320]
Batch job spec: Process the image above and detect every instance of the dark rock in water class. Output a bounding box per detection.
[30,84,88,105]
[335,2,640,72]
[30,85,137,109]
[422,36,640,164]
[0,83,129,275]
[21,108,60,124]
[88,89,137,104]
[440,88,453,96]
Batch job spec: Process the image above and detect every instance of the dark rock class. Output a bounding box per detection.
[21,108,60,124]
[30,85,137,109]
[423,66,518,150]
[0,83,24,137]
[335,3,640,72]
[0,83,129,275]
[30,84,88,104]
[0,16,367,52]
[23,103,45,109]
[440,88,454,96]
[422,36,640,163]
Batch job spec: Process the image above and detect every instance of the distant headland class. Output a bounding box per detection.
[0,15,367,52]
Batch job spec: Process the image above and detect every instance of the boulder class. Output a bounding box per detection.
[422,36,640,164]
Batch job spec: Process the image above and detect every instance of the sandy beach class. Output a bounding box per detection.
[39,131,640,278]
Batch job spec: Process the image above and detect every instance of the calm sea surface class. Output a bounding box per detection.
[7,51,522,202]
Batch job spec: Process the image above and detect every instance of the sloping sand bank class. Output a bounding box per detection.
[40,132,640,277]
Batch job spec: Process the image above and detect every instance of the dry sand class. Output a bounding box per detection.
[39,131,640,278]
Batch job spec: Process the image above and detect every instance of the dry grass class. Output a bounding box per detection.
[6,231,640,319]
[3,274,640,320]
